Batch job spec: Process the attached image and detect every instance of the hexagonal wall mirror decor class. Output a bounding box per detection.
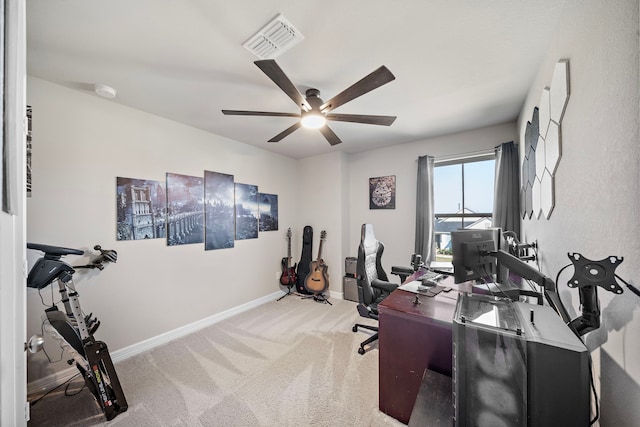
[522,156,529,188]
[540,170,555,219]
[521,60,569,221]
[539,87,551,139]
[525,181,533,219]
[527,146,536,187]
[524,120,532,155]
[545,120,562,176]
[525,109,539,153]
[532,178,542,219]
[550,60,570,123]
[530,107,539,146]
[535,135,546,179]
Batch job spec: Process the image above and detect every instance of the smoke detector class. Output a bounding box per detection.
[243,14,304,59]
[94,84,117,99]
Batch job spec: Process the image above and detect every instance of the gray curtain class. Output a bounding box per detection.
[415,155,435,262]
[493,141,520,237]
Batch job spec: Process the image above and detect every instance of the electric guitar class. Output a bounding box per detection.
[279,228,297,287]
[304,230,329,294]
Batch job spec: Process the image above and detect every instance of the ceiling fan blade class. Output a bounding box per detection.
[222,110,300,118]
[320,66,395,113]
[255,60,311,111]
[326,113,396,126]
[318,125,342,146]
[268,122,302,143]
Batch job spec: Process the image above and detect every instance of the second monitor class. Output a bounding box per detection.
[450,228,502,284]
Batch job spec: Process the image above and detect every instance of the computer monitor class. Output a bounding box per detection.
[451,228,501,284]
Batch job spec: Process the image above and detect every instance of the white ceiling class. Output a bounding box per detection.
[26,0,568,159]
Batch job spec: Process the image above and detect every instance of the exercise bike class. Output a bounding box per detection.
[27,243,128,421]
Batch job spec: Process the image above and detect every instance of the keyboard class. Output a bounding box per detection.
[418,269,443,282]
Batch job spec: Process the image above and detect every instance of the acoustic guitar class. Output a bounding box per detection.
[304,230,329,294]
[279,228,297,287]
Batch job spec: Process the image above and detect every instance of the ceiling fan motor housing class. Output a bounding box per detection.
[305,88,323,111]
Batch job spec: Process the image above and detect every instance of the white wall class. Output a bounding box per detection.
[26,77,298,382]
[518,0,640,425]
[295,150,349,293]
[347,122,517,277]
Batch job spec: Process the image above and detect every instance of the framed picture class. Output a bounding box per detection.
[369,175,396,209]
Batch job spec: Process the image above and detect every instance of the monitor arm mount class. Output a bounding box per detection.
[487,250,629,337]
[488,249,572,325]
[565,253,624,336]
[503,230,537,262]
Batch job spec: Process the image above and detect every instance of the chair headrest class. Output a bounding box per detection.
[361,224,378,251]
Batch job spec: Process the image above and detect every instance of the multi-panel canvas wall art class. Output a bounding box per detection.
[116,177,167,240]
[116,171,276,249]
[166,173,204,246]
[204,170,235,250]
[258,193,278,231]
[235,183,258,240]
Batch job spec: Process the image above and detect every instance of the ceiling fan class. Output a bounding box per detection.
[222,60,396,146]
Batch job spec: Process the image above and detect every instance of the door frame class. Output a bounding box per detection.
[0,0,27,425]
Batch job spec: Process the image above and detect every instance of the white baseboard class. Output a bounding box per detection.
[27,367,80,399]
[329,290,344,300]
[27,291,282,396]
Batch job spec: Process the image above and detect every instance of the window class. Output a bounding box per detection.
[433,155,495,261]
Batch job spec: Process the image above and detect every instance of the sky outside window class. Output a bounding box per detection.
[434,164,462,213]
[434,159,495,214]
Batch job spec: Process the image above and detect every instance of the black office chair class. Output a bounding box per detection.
[352,223,398,355]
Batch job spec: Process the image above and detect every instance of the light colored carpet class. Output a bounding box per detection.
[28,295,405,427]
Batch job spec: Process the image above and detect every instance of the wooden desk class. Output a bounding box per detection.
[378,280,462,424]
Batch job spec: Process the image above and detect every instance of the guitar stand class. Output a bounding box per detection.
[276,285,295,301]
[302,293,332,305]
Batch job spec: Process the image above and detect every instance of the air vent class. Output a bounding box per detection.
[243,14,304,59]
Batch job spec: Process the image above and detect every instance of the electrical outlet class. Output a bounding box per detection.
[276,271,281,280]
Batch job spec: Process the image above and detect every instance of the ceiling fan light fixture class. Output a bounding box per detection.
[301,111,326,129]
